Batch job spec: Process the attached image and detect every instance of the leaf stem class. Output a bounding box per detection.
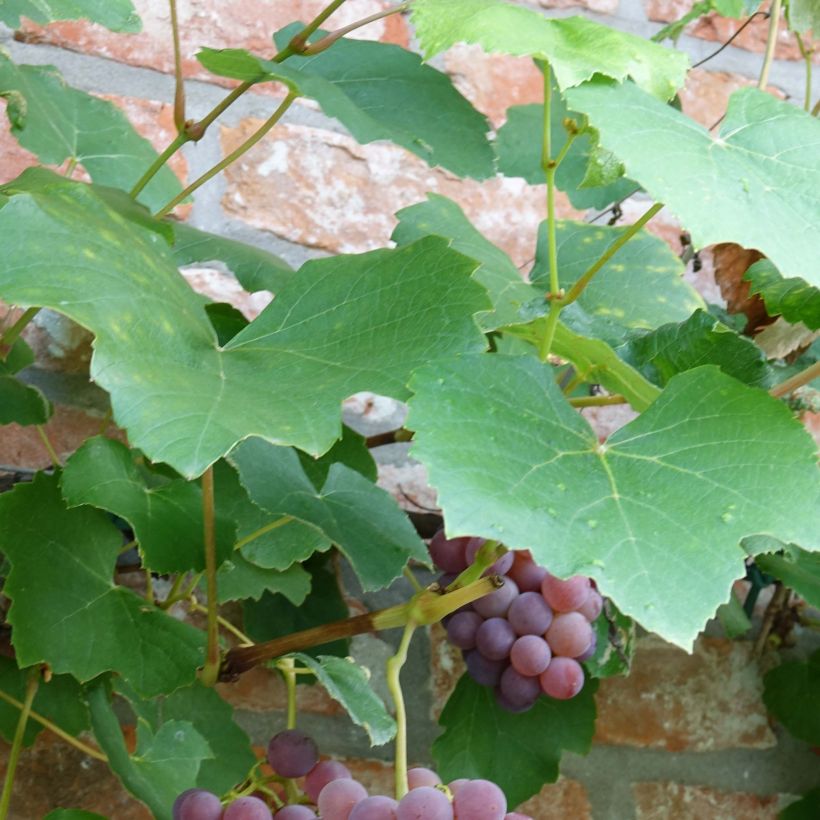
[169,0,186,131]
[283,0,350,55]
[154,91,299,218]
[537,302,563,363]
[753,582,788,657]
[403,566,424,593]
[129,133,188,199]
[188,597,254,645]
[234,516,294,551]
[159,572,186,607]
[539,62,560,301]
[569,394,627,407]
[0,307,39,359]
[794,32,814,112]
[769,360,820,398]
[302,2,410,55]
[200,466,220,687]
[0,688,106,762]
[0,668,39,820]
[757,0,782,91]
[36,426,60,469]
[387,623,415,801]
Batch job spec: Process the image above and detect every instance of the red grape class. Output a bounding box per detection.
[541,574,591,612]
[267,729,319,778]
[304,759,352,803]
[539,657,585,700]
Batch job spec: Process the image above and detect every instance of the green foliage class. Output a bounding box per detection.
[584,601,635,678]
[744,260,820,331]
[566,82,820,286]
[409,358,820,648]
[411,0,688,98]
[788,0,820,32]
[0,336,52,425]
[197,23,495,179]
[753,543,820,609]
[781,788,820,820]
[433,674,597,806]
[763,650,820,745]
[0,55,181,211]
[0,0,140,31]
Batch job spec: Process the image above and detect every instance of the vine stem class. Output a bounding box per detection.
[570,394,627,407]
[129,133,188,199]
[302,2,410,55]
[188,597,253,646]
[0,668,39,819]
[794,32,813,112]
[154,92,298,218]
[169,0,185,131]
[540,62,559,301]
[200,466,220,687]
[753,582,788,657]
[0,307,39,359]
[387,623,415,801]
[757,0,782,91]
[769,360,820,398]
[281,658,298,730]
[0,688,106,762]
[36,426,60,469]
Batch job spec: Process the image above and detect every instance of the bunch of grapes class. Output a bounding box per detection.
[430,530,602,712]
[173,729,532,819]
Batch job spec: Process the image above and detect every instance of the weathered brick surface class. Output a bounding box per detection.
[221,121,581,268]
[517,777,594,819]
[646,2,819,62]
[19,0,410,81]
[595,635,777,751]
[0,102,42,184]
[0,732,151,819]
[632,782,783,819]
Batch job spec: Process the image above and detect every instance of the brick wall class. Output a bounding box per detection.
[1,1,819,818]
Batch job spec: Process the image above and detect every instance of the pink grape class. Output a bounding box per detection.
[504,814,534,819]
[465,650,506,686]
[275,807,317,819]
[539,657,585,700]
[174,790,223,820]
[578,590,603,622]
[465,539,514,575]
[407,767,442,789]
[473,577,519,619]
[475,618,516,661]
[318,778,369,820]
[452,779,507,820]
[267,729,319,778]
[349,796,399,820]
[541,574,591,612]
[304,760,352,802]
[546,612,594,658]
[396,786,453,819]
[576,633,598,663]
[223,796,273,820]
[509,635,551,677]
[494,688,532,714]
[498,666,541,710]
[448,780,469,797]
[507,592,553,636]
[446,611,484,650]
[507,553,547,593]
[428,531,470,574]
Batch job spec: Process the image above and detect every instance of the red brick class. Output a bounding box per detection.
[516,777,593,819]
[646,1,819,62]
[633,782,784,820]
[595,635,776,751]
[220,121,581,269]
[0,102,43,184]
[19,0,410,83]
[0,732,150,819]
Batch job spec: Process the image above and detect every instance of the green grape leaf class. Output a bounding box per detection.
[408,357,820,648]
[744,260,820,331]
[432,674,597,806]
[170,223,294,294]
[0,337,35,374]
[584,600,635,679]
[392,193,536,331]
[565,82,820,287]
[88,683,210,820]
[530,220,704,346]
[410,0,688,99]
[214,460,331,571]
[0,473,205,696]
[788,0,820,33]
[243,556,350,659]
[216,553,311,604]
[230,438,429,591]
[61,437,235,574]
[781,788,820,820]
[715,588,752,638]
[763,650,820,745]
[298,424,377,487]
[44,811,108,820]
[0,172,488,477]
[205,302,248,346]
[495,101,637,210]
[114,679,256,796]
[0,56,181,211]
[753,543,820,609]
[0,0,140,31]
[621,309,771,388]
[0,657,89,747]
[196,23,494,180]
[0,374,52,425]
[294,654,396,746]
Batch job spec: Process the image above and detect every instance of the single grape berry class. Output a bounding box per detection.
[318,778,368,820]
[407,767,442,789]
[509,635,551,677]
[275,806,318,819]
[267,729,319,778]
[396,786,454,820]
[475,617,516,661]
[546,612,594,658]
[541,574,591,612]
[223,795,274,820]
[498,666,541,710]
[507,552,547,593]
[304,759,352,803]
[428,531,470,574]
[452,779,507,820]
[174,789,223,820]
[539,657,585,700]
[507,592,553,636]
[473,577,519,619]
[578,589,603,622]
[446,611,484,650]
[464,650,506,686]
[348,795,399,820]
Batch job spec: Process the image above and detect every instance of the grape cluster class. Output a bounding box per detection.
[431,531,602,712]
[172,730,532,819]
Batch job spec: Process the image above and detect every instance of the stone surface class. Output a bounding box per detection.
[646,2,819,62]
[632,782,783,819]
[221,121,580,268]
[19,0,410,81]
[181,266,273,318]
[595,635,777,751]
[517,777,594,819]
